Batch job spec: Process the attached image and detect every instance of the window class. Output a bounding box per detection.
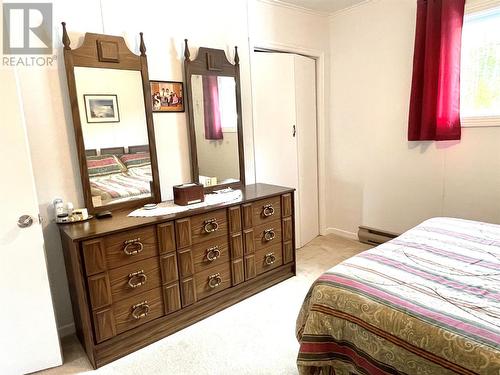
[217,76,238,132]
[460,4,500,126]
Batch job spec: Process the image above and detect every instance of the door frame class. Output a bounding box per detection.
[249,42,327,236]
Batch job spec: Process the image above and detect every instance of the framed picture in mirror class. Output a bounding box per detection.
[83,94,120,123]
[62,25,161,214]
[150,80,184,112]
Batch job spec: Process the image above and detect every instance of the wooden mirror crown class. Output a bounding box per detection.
[62,22,160,214]
[184,39,245,191]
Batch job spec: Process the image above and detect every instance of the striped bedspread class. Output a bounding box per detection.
[90,165,152,205]
[296,218,500,375]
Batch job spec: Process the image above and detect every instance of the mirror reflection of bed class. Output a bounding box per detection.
[73,66,155,209]
[85,145,152,207]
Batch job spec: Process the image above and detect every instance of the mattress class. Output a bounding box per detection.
[90,164,152,205]
[296,217,500,375]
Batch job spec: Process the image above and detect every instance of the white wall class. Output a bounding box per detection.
[12,0,329,336]
[328,0,500,236]
[196,131,240,182]
[76,68,149,150]
[250,0,330,52]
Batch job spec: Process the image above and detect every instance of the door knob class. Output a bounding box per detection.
[17,215,33,228]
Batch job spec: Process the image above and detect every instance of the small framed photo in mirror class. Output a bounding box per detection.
[150,81,184,112]
[83,94,120,123]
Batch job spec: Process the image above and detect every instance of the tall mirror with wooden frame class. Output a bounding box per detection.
[62,23,161,214]
[184,39,245,191]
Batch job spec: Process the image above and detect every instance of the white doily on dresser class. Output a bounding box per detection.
[128,189,242,217]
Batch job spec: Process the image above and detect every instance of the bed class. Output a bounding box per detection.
[296,217,500,375]
[85,145,152,206]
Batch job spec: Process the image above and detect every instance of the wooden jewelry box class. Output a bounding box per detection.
[173,183,205,206]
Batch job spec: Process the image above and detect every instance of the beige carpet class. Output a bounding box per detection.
[37,234,371,375]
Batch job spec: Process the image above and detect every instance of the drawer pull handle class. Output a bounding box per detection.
[265,252,276,265]
[131,301,150,319]
[123,238,143,256]
[262,204,275,217]
[264,228,276,242]
[206,246,221,262]
[208,273,222,288]
[203,219,219,233]
[128,270,147,288]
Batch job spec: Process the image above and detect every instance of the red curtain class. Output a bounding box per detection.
[408,0,465,141]
[202,75,223,140]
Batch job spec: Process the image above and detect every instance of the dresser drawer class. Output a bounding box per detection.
[82,226,158,275]
[252,196,281,226]
[192,236,230,274]
[255,243,283,276]
[108,257,162,303]
[113,287,164,335]
[194,261,231,300]
[190,209,228,245]
[253,220,282,251]
[102,226,158,270]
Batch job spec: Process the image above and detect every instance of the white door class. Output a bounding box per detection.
[0,70,62,374]
[252,52,319,247]
[252,52,298,188]
[293,55,319,247]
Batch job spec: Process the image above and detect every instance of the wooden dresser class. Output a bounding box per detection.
[59,183,295,368]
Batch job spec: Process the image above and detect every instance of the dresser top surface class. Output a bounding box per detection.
[59,183,294,241]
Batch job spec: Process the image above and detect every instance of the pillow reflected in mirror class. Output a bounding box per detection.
[86,150,152,207]
[87,154,126,177]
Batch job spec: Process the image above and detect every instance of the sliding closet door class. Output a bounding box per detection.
[253,52,298,188]
[294,55,319,246]
[252,52,319,248]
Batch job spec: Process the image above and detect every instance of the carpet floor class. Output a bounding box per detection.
[37,234,371,375]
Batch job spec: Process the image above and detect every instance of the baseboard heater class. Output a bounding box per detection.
[358,226,399,245]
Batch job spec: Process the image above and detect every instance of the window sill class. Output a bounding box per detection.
[465,0,500,15]
[461,116,500,128]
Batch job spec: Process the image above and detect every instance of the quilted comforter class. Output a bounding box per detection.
[296,217,500,375]
[90,164,152,205]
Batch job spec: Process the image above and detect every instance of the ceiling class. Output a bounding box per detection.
[276,0,368,14]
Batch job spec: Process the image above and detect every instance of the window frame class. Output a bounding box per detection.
[460,0,500,128]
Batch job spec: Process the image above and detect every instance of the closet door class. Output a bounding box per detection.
[252,53,298,189]
[294,55,319,247]
[252,52,319,247]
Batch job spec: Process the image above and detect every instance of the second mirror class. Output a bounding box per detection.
[184,40,245,190]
